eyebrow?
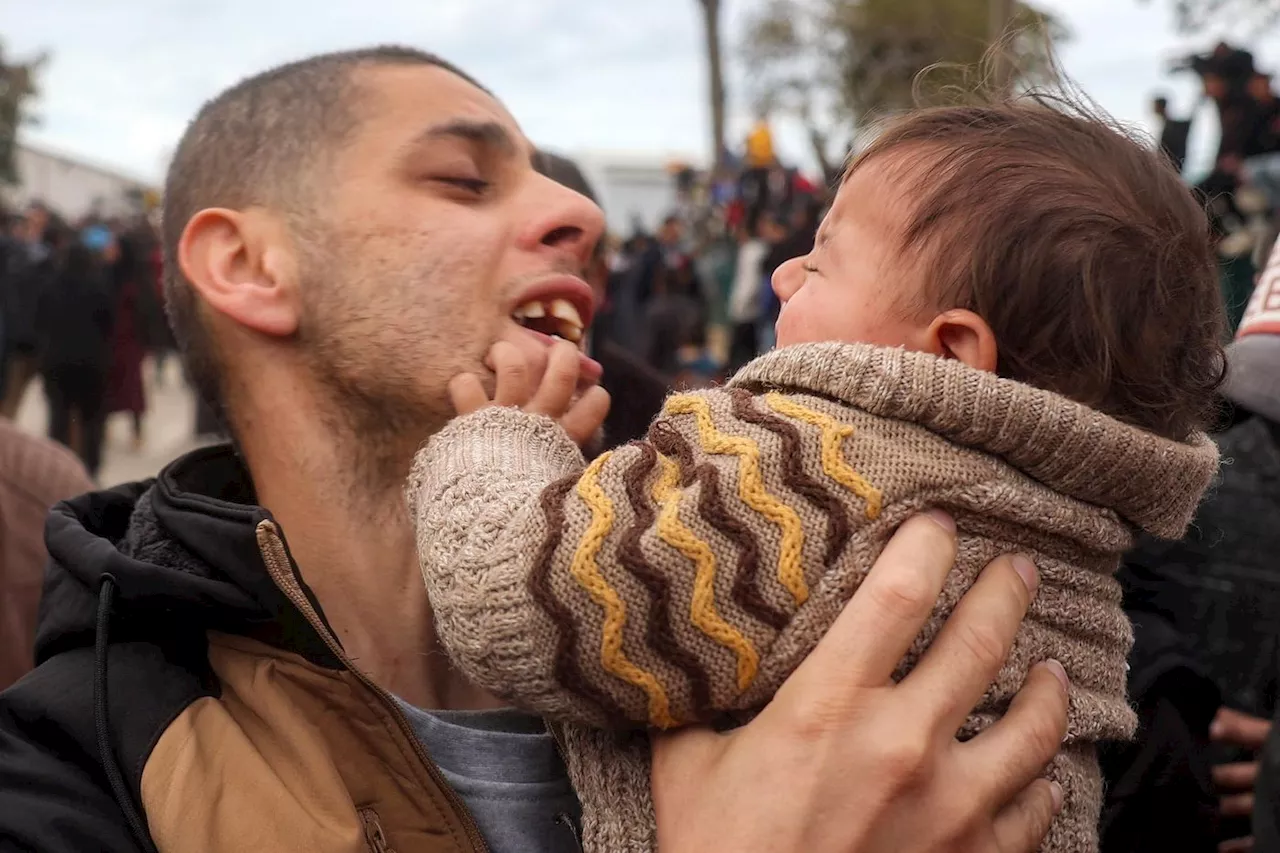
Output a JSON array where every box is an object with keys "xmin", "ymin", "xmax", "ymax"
[{"xmin": 413, "ymin": 119, "xmax": 525, "ymax": 161}]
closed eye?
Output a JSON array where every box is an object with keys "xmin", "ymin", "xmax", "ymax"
[{"xmin": 436, "ymin": 177, "xmax": 490, "ymax": 194}]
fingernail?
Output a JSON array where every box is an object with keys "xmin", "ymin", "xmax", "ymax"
[
  {"xmin": 1011, "ymin": 554, "xmax": 1038, "ymax": 596},
  {"xmin": 1049, "ymin": 781, "xmax": 1064, "ymax": 813},
  {"xmin": 1210, "ymin": 720, "xmax": 1225, "ymax": 740},
  {"xmin": 1043, "ymin": 659, "xmax": 1070, "ymax": 694},
  {"xmin": 923, "ymin": 508, "xmax": 955, "ymax": 533}
]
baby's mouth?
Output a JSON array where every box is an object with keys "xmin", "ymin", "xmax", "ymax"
[{"xmin": 511, "ymin": 298, "xmax": 584, "ymax": 344}]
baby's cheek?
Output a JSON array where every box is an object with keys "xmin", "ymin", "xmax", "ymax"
[{"xmin": 774, "ymin": 293, "xmax": 818, "ymax": 347}]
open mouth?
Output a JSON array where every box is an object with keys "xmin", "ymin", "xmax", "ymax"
[{"xmin": 511, "ymin": 298, "xmax": 584, "ymax": 344}]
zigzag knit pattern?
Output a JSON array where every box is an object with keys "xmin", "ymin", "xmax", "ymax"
[
  {"xmin": 525, "ymin": 388, "xmax": 881, "ymax": 724},
  {"xmin": 408, "ymin": 342, "xmax": 1223, "ymax": 853}
]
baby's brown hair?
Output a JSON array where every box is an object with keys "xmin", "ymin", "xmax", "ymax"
[{"xmin": 848, "ymin": 95, "xmax": 1226, "ymax": 441}]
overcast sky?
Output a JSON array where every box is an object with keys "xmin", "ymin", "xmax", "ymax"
[{"xmin": 5, "ymin": 0, "xmax": 1278, "ymax": 184}]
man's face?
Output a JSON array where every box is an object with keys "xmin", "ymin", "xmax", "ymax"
[{"xmin": 291, "ymin": 64, "xmax": 605, "ymax": 438}]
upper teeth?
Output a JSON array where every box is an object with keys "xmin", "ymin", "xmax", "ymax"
[
  {"xmin": 547, "ymin": 299, "xmax": 583, "ymax": 327},
  {"xmin": 512, "ymin": 301, "xmax": 546, "ymax": 319},
  {"xmin": 512, "ymin": 298, "xmax": 584, "ymax": 342}
]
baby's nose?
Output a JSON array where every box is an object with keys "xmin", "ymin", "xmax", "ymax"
[{"xmin": 772, "ymin": 256, "xmax": 805, "ymax": 302}]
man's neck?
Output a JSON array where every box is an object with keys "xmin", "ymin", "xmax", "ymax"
[{"xmin": 237, "ymin": 394, "xmax": 504, "ymax": 711}]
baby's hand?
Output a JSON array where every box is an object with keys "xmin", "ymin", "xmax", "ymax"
[{"xmin": 449, "ymin": 340, "xmax": 611, "ymax": 447}]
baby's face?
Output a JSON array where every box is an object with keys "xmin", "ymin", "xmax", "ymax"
[{"xmin": 772, "ymin": 159, "xmax": 931, "ymax": 350}]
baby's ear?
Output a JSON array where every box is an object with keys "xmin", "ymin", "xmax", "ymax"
[{"xmin": 925, "ymin": 309, "xmax": 999, "ymax": 373}]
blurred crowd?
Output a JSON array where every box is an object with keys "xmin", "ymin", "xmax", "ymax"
[
  {"xmin": 591, "ymin": 120, "xmax": 825, "ymax": 390},
  {"xmin": 4, "ymin": 41, "xmax": 1280, "ymax": 853},
  {"xmin": 1158, "ymin": 42, "xmax": 1280, "ymax": 332},
  {"xmin": 0, "ymin": 203, "xmax": 170, "ymax": 477}
]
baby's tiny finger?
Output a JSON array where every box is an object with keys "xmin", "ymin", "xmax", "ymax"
[
  {"xmin": 530, "ymin": 340, "xmax": 580, "ymax": 416},
  {"xmin": 449, "ymin": 373, "xmax": 491, "ymax": 415},
  {"xmin": 489, "ymin": 342, "xmax": 530, "ymax": 407},
  {"xmin": 561, "ymin": 386, "xmax": 611, "ymax": 445}
]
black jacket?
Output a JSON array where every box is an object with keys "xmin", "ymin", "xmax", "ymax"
[
  {"xmin": 0, "ymin": 447, "xmax": 484, "ymax": 852},
  {"xmin": 35, "ymin": 251, "xmax": 116, "ymax": 373},
  {"xmin": 1121, "ymin": 415, "xmax": 1280, "ymax": 717},
  {"xmin": 0, "ymin": 449, "xmax": 298, "ymax": 850},
  {"xmin": 2, "ymin": 243, "xmax": 55, "ymax": 354},
  {"xmin": 1099, "ymin": 604, "xmax": 1220, "ymax": 852}
]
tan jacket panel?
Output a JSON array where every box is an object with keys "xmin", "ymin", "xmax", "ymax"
[{"xmin": 140, "ymin": 633, "xmax": 482, "ymax": 853}]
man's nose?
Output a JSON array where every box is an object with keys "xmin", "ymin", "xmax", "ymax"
[
  {"xmin": 519, "ymin": 175, "xmax": 607, "ymax": 267},
  {"xmin": 773, "ymin": 256, "xmax": 805, "ymax": 302}
]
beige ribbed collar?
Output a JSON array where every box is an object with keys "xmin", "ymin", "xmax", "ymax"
[{"xmin": 730, "ymin": 342, "xmax": 1220, "ymax": 539}]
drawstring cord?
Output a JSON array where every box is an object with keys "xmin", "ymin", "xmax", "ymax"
[
  {"xmin": 553, "ymin": 812, "xmax": 584, "ymax": 851},
  {"xmin": 94, "ymin": 574, "xmax": 158, "ymax": 853}
]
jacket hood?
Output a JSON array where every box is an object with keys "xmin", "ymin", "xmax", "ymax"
[{"xmin": 36, "ymin": 444, "xmax": 332, "ymax": 665}]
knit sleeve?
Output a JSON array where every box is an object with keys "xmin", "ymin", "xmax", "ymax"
[{"xmin": 408, "ymin": 386, "xmax": 886, "ymax": 730}]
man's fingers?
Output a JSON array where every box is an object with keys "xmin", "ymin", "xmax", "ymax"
[
  {"xmin": 991, "ymin": 778, "xmax": 1062, "ymax": 853},
  {"xmin": 1220, "ymin": 837, "xmax": 1256, "ymax": 853},
  {"xmin": 560, "ymin": 386, "xmax": 611, "ymax": 445},
  {"xmin": 1213, "ymin": 761, "xmax": 1260, "ymax": 791},
  {"xmin": 904, "ymin": 553, "xmax": 1038, "ymax": 732},
  {"xmin": 448, "ymin": 373, "xmax": 490, "ymax": 415},
  {"xmin": 1221, "ymin": 792, "xmax": 1256, "ymax": 818},
  {"xmin": 529, "ymin": 340, "xmax": 580, "ymax": 416},
  {"xmin": 488, "ymin": 341, "xmax": 531, "ymax": 407},
  {"xmin": 784, "ymin": 511, "xmax": 957, "ymax": 692},
  {"xmin": 1212, "ymin": 707, "xmax": 1273, "ymax": 750},
  {"xmin": 958, "ymin": 661, "xmax": 1069, "ymax": 808}
]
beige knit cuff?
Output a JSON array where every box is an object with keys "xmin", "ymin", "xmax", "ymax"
[{"xmin": 409, "ymin": 406, "xmax": 586, "ymax": 504}]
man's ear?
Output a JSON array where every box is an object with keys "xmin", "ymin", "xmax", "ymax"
[
  {"xmin": 178, "ymin": 207, "xmax": 301, "ymax": 338},
  {"xmin": 924, "ymin": 309, "xmax": 999, "ymax": 373}
]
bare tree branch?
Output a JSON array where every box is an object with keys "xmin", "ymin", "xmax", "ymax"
[
  {"xmin": 741, "ymin": 0, "xmax": 1067, "ymax": 175},
  {"xmin": 1140, "ymin": 0, "xmax": 1280, "ymax": 34}
]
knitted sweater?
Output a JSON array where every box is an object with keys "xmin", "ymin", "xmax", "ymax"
[{"xmin": 408, "ymin": 342, "xmax": 1220, "ymax": 853}]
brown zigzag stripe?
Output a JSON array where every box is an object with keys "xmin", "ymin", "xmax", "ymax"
[
  {"xmin": 616, "ymin": 439, "xmax": 715, "ymax": 714},
  {"xmin": 649, "ymin": 422, "xmax": 790, "ymax": 632},
  {"xmin": 728, "ymin": 388, "xmax": 852, "ymax": 566},
  {"xmin": 530, "ymin": 476, "xmax": 633, "ymax": 721}
]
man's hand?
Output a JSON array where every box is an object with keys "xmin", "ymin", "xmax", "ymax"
[
  {"xmin": 449, "ymin": 340, "xmax": 610, "ymax": 446},
  {"xmin": 1211, "ymin": 707, "xmax": 1273, "ymax": 853},
  {"xmin": 651, "ymin": 511, "xmax": 1069, "ymax": 853}
]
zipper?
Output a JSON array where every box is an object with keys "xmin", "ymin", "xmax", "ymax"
[
  {"xmin": 359, "ymin": 807, "xmax": 397, "ymax": 853},
  {"xmin": 257, "ymin": 521, "xmax": 490, "ymax": 853}
]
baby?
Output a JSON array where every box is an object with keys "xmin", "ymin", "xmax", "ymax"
[{"xmin": 408, "ymin": 98, "xmax": 1224, "ymax": 853}]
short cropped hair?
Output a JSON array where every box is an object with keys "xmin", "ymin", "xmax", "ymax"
[
  {"xmin": 161, "ymin": 46, "xmax": 485, "ymax": 427},
  {"xmin": 848, "ymin": 96, "xmax": 1225, "ymax": 441}
]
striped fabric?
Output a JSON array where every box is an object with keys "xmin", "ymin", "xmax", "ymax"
[{"xmin": 408, "ymin": 342, "xmax": 1221, "ymax": 853}]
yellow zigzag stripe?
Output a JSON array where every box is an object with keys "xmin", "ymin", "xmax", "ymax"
[
  {"xmin": 664, "ymin": 394, "xmax": 808, "ymax": 606},
  {"xmin": 572, "ymin": 453, "xmax": 678, "ymax": 728},
  {"xmin": 764, "ymin": 392, "xmax": 884, "ymax": 520},
  {"xmin": 653, "ymin": 454, "xmax": 760, "ymax": 692}
]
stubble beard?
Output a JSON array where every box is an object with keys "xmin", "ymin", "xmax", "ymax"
[{"xmin": 294, "ymin": 250, "xmax": 469, "ymax": 503}]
